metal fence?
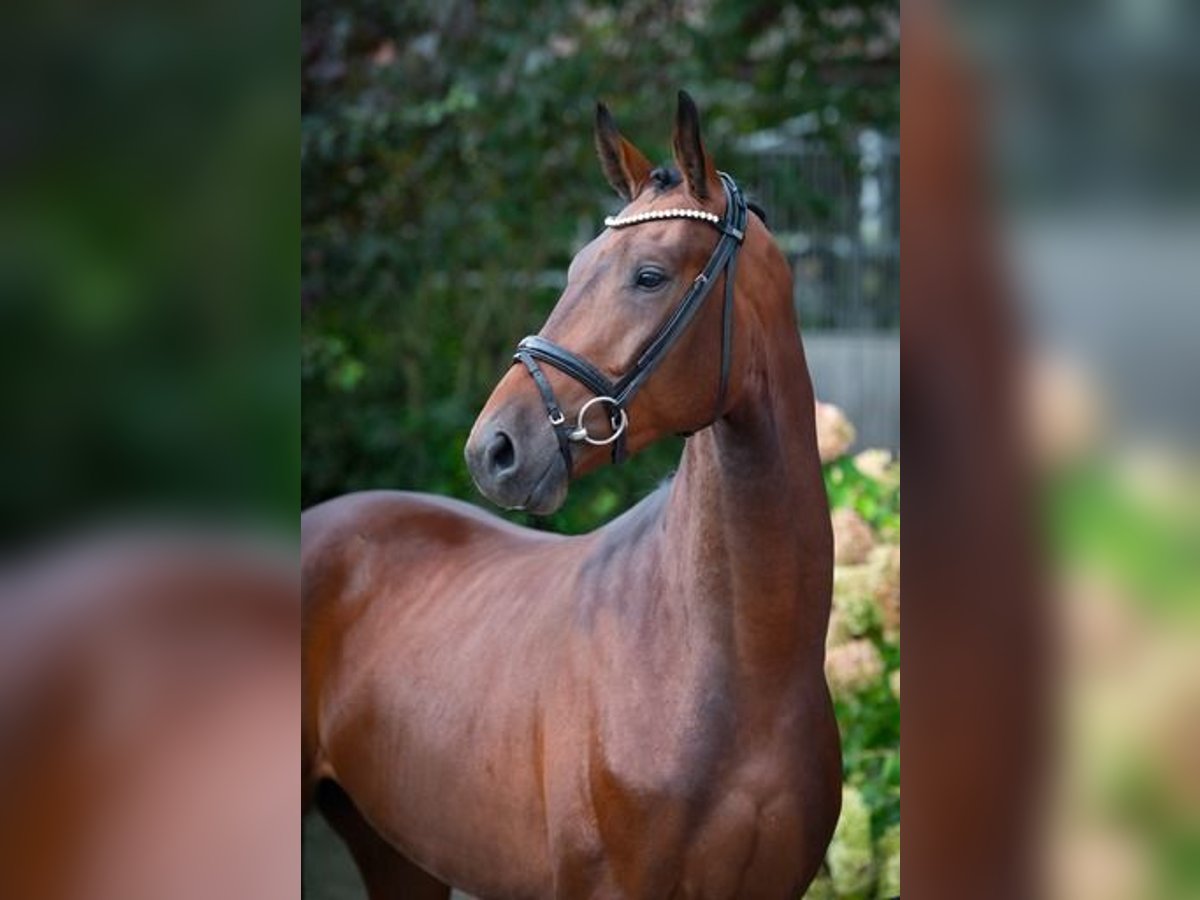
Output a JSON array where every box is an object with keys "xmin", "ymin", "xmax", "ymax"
[{"xmin": 737, "ymin": 130, "xmax": 900, "ymax": 451}]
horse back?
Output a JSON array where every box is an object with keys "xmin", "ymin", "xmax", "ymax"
[{"xmin": 300, "ymin": 490, "xmax": 564, "ymax": 784}]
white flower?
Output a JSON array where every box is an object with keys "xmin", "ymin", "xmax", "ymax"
[
  {"xmin": 825, "ymin": 639, "xmax": 885, "ymax": 699},
  {"xmin": 828, "ymin": 786, "xmax": 875, "ymax": 894},
  {"xmin": 815, "ymin": 401, "xmax": 856, "ymax": 462},
  {"xmin": 832, "ymin": 507, "xmax": 875, "ymax": 565},
  {"xmin": 876, "ymin": 824, "xmax": 901, "ymax": 898},
  {"xmin": 833, "ymin": 565, "xmax": 879, "ymax": 638},
  {"xmin": 868, "ymin": 544, "xmax": 901, "ymax": 644},
  {"xmin": 854, "ymin": 448, "xmax": 898, "ymax": 486}
]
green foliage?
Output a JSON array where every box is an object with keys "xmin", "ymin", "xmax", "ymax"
[
  {"xmin": 1048, "ymin": 461, "xmax": 1200, "ymax": 619},
  {"xmin": 301, "ymin": 0, "xmax": 898, "ymax": 530},
  {"xmin": 816, "ymin": 453, "xmax": 900, "ymax": 898},
  {"xmin": 835, "ymin": 674, "xmax": 901, "ymax": 830},
  {"xmin": 824, "ymin": 455, "xmax": 900, "ymax": 539}
]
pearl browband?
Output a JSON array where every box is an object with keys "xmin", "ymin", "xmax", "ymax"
[{"xmin": 603, "ymin": 207, "xmax": 722, "ymax": 229}]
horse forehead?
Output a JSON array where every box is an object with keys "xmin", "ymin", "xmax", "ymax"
[{"xmin": 567, "ymin": 217, "xmax": 709, "ymax": 281}]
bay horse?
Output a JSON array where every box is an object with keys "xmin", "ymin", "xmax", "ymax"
[{"xmin": 302, "ymin": 91, "xmax": 840, "ymax": 899}]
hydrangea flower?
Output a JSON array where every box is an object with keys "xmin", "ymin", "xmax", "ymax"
[
  {"xmin": 825, "ymin": 639, "xmax": 885, "ymax": 699},
  {"xmin": 876, "ymin": 824, "xmax": 900, "ymax": 898},
  {"xmin": 828, "ymin": 786, "xmax": 875, "ymax": 895},
  {"xmin": 832, "ymin": 507, "xmax": 876, "ymax": 565},
  {"xmin": 815, "ymin": 400, "xmax": 856, "ymax": 462},
  {"xmin": 833, "ymin": 566, "xmax": 879, "ymax": 638}
]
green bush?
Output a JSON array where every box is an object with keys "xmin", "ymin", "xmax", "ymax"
[{"xmin": 810, "ymin": 447, "xmax": 900, "ymax": 898}]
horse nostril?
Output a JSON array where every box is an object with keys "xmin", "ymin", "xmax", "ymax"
[{"xmin": 485, "ymin": 430, "xmax": 517, "ymax": 477}]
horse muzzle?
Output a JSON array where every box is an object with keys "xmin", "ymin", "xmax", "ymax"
[{"xmin": 464, "ymin": 410, "xmax": 569, "ymax": 516}]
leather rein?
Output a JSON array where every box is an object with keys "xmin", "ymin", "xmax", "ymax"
[{"xmin": 513, "ymin": 172, "xmax": 748, "ymax": 476}]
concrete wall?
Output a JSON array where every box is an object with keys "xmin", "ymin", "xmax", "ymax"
[{"xmin": 803, "ymin": 331, "xmax": 900, "ymax": 454}]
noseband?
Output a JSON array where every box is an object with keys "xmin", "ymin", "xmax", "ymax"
[{"xmin": 513, "ymin": 172, "xmax": 748, "ymax": 476}]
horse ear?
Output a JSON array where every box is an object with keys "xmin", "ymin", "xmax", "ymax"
[
  {"xmin": 671, "ymin": 90, "xmax": 718, "ymax": 201},
  {"xmin": 594, "ymin": 102, "xmax": 652, "ymax": 202}
]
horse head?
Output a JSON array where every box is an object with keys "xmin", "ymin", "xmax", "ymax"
[{"xmin": 466, "ymin": 91, "xmax": 786, "ymax": 515}]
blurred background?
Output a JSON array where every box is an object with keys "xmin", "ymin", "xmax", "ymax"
[
  {"xmin": 7, "ymin": 0, "xmax": 1194, "ymax": 895},
  {"xmin": 902, "ymin": 2, "xmax": 1200, "ymax": 899},
  {"xmin": 968, "ymin": 0, "xmax": 1200, "ymax": 892},
  {"xmin": 301, "ymin": 1, "xmax": 899, "ymax": 898},
  {"xmin": 0, "ymin": 0, "xmax": 297, "ymax": 897},
  {"xmin": 0, "ymin": 0, "xmax": 297, "ymax": 544}
]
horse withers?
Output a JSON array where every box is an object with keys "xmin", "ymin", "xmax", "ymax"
[{"xmin": 302, "ymin": 91, "xmax": 840, "ymax": 899}]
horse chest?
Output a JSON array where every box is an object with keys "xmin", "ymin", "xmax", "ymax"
[
  {"xmin": 542, "ymin": 652, "xmax": 822, "ymax": 899},
  {"xmin": 550, "ymin": 747, "xmax": 814, "ymax": 900}
]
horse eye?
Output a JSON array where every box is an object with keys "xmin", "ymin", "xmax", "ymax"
[{"xmin": 635, "ymin": 269, "xmax": 667, "ymax": 290}]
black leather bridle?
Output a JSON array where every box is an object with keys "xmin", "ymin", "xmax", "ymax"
[{"xmin": 513, "ymin": 171, "xmax": 748, "ymax": 476}]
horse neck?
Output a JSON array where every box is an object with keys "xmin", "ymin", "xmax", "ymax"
[{"xmin": 659, "ymin": 300, "xmax": 832, "ymax": 685}]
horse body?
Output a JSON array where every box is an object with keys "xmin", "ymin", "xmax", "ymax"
[
  {"xmin": 303, "ymin": 92, "xmax": 840, "ymax": 898},
  {"xmin": 303, "ymin": 325, "xmax": 837, "ymax": 899}
]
